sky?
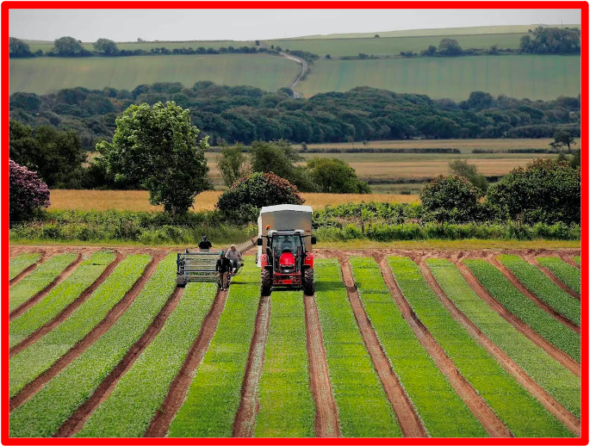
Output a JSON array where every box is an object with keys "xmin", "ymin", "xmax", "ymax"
[{"xmin": 10, "ymin": 8, "xmax": 581, "ymax": 42}]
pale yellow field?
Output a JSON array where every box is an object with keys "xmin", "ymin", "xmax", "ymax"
[{"xmin": 49, "ymin": 190, "xmax": 419, "ymax": 213}]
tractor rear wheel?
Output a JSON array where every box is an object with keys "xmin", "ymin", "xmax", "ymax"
[
  {"xmin": 261, "ymin": 269, "xmax": 272, "ymax": 296},
  {"xmin": 303, "ymin": 268, "xmax": 315, "ymax": 295}
]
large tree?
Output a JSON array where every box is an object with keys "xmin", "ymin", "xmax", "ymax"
[
  {"xmin": 306, "ymin": 157, "xmax": 370, "ymax": 193},
  {"xmin": 93, "ymin": 38, "xmax": 119, "ymax": 55},
  {"xmin": 9, "ymin": 37, "xmax": 32, "ymax": 57},
  {"xmin": 438, "ymin": 38, "xmax": 463, "ymax": 56},
  {"xmin": 53, "ymin": 36, "xmax": 89, "ymax": 56},
  {"xmin": 217, "ymin": 143, "xmax": 249, "ymax": 187},
  {"xmin": 98, "ymin": 102, "xmax": 210, "ymax": 216}
]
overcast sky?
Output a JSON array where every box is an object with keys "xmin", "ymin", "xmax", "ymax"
[{"xmin": 10, "ymin": 8, "xmax": 581, "ymax": 42}]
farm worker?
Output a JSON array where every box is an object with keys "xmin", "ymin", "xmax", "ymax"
[
  {"xmin": 199, "ymin": 235, "xmax": 212, "ymax": 252},
  {"xmin": 216, "ymin": 251, "xmax": 231, "ymax": 290},
  {"xmin": 226, "ymin": 244, "xmax": 242, "ymax": 274}
]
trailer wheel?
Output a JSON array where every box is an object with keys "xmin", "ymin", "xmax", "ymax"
[
  {"xmin": 261, "ymin": 269, "xmax": 272, "ymax": 296},
  {"xmin": 303, "ymin": 269, "xmax": 315, "ymax": 295}
]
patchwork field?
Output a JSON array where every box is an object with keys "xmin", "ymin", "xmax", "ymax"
[{"xmin": 8, "ymin": 246, "xmax": 582, "ymax": 438}]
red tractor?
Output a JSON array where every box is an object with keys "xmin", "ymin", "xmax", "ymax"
[{"xmin": 257, "ymin": 229, "xmax": 316, "ymax": 295}]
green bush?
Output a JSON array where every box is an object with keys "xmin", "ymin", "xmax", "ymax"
[{"xmin": 420, "ymin": 175, "xmax": 483, "ymax": 223}]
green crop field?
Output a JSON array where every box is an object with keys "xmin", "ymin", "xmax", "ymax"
[
  {"xmin": 298, "ymin": 55, "xmax": 581, "ymax": 100},
  {"xmin": 9, "ymin": 54, "xmax": 299, "ymax": 95}
]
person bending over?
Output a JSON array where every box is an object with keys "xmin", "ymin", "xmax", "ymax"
[{"xmin": 226, "ymin": 244, "xmax": 242, "ymax": 274}]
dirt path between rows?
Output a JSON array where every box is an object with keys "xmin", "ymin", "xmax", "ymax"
[
  {"xmin": 561, "ymin": 255, "xmax": 581, "ymax": 269},
  {"xmin": 233, "ymin": 294, "xmax": 271, "ymax": 437},
  {"xmin": 340, "ymin": 258, "xmax": 427, "ymax": 438},
  {"xmin": 303, "ymin": 294, "xmax": 341, "ymax": 438},
  {"xmin": 55, "ymin": 286, "xmax": 186, "ymax": 437},
  {"xmin": 526, "ymin": 256, "xmax": 580, "ymax": 300},
  {"xmin": 418, "ymin": 260, "xmax": 580, "ymax": 436},
  {"xmin": 10, "ymin": 254, "xmax": 163, "ymax": 410},
  {"xmin": 10, "ymin": 253, "xmax": 83, "ymax": 321},
  {"xmin": 145, "ymin": 288, "xmax": 229, "ymax": 437},
  {"xmin": 9, "ymin": 251, "xmax": 46, "ymax": 286},
  {"xmin": 456, "ymin": 261, "xmax": 581, "ymax": 377},
  {"xmin": 487, "ymin": 256, "xmax": 580, "ymax": 334},
  {"xmin": 376, "ymin": 256, "xmax": 512, "ymax": 438}
]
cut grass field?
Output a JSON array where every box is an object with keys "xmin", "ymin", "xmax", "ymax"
[
  {"xmin": 298, "ymin": 55, "xmax": 581, "ymax": 100},
  {"xmin": 537, "ymin": 257, "xmax": 581, "ymax": 294},
  {"xmin": 9, "ymin": 253, "xmax": 41, "ymax": 280},
  {"xmin": 389, "ymin": 256, "xmax": 572, "ymax": 437},
  {"xmin": 9, "ymin": 54, "xmax": 299, "ymax": 95}
]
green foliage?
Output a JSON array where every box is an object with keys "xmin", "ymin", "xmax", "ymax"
[
  {"xmin": 315, "ymin": 260, "xmax": 401, "ymax": 437},
  {"xmin": 9, "ymin": 251, "xmax": 116, "ymax": 348},
  {"xmin": 437, "ymin": 38, "xmax": 463, "ymax": 56},
  {"xmin": 168, "ymin": 260, "xmax": 260, "ymax": 437},
  {"xmin": 93, "ymin": 38, "xmax": 119, "ymax": 55},
  {"xmin": 448, "ymin": 159, "xmax": 489, "ymax": 193},
  {"xmin": 51, "ymin": 36, "xmax": 92, "ymax": 57},
  {"xmin": 499, "ymin": 255, "xmax": 580, "ymax": 325},
  {"xmin": 10, "ymin": 255, "xmax": 151, "ymax": 398},
  {"xmin": 389, "ymin": 256, "xmax": 572, "ymax": 437},
  {"xmin": 537, "ymin": 257, "xmax": 580, "ymax": 294},
  {"xmin": 520, "ymin": 27, "xmax": 580, "ymax": 54},
  {"xmin": 9, "ymin": 160, "xmax": 50, "ymax": 223},
  {"xmin": 217, "ymin": 142, "xmax": 249, "ymax": 187},
  {"xmin": 9, "ymin": 254, "xmax": 177, "ymax": 437},
  {"xmin": 9, "ymin": 253, "xmax": 77, "ymax": 312},
  {"xmin": 574, "ymin": 256, "xmax": 581, "ymax": 265},
  {"xmin": 427, "ymin": 258, "xmax": 580, "ymax": 419},
  {"xmin": 350, "ymin": 257, "xmax": 487, "ymax": 437},
  {"xmin": 77, "ymin": 281, "xmax": 217, "ymax": 437},
  {"xmin": 9, "ymin": 253, "xmax": 41, "ymax": 280},
  {"xmin": 551, "ymin": 129, "xmax": 576, "ymax": 152},
  {"xmin": 98, "ymin": 101, "xmax": 210, "ymax": 215},
  {"xmin": 307, "ymin": 157, "xmax": 371, "ymax": 193},
  {"xmin": 420, "ymin": 175, "xmax": 483, "ymax": 223},
  {"xmin": 464, "ymin": 259, "xmax": 580, "ymax": 362},
  {"xmin": 9, "ymin": 37, "xmax": 33, "ymax": 57}
]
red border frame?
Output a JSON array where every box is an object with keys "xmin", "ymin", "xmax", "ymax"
[{"xmin": 2, "ymin": 2, "xmax": 588, "ymax": 444}]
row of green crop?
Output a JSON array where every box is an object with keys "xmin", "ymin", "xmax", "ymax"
[
  {"xmin": 574, "ymin": 256, "xmax": 581, "ymax": 265},
  {"xmin": 9, "ymin": 254, "xmax": 177, "ymax": 437},
  {"xmin": 538, "ymin": 257, "xmax": 581, "ymax": 294},
  {"xmin": 168, "ymin": 259, "xmax": 260, "ymax": 437},
  {"xmin": 389, "ymin": 256, "xmax": 571, "ymax": 437},
  {"xmin": 10, "ymin": 255, "xmax": 151, "ymax": 398},
  {"xmin": 426, "ymin": 258, "xmax": 580, "ymax": 419},
  {"xmin": 9, "ymin": 253, "xmax": 41, "ymax": 280},
  {"xmin": 464, "ymin": 259, "xmax": 580, "ymax": 362},
  {"xmin": 77, "ymin": 281, "xmax": 218, "ymax": 437},
  {"xmin": 9, "ymin": 251, "xmax": 116, "ymax": 348},
  {"xmin": 350, "ymin": 257, "xmax": 487, "ymax": 437},
  {"xmin": 254, "ymin": 289, "xmax": 315, "ymax": 438},
  {"xmin": 499, "ymin": 255, "xmax": 580, "ymax": 326},
  {"xmin": 9, "ymin": 253, "xmax": 77, "ymax": 312},
  {"xmin": 314, "ymin": 259, "xmax": 401, "ymax": 437}
]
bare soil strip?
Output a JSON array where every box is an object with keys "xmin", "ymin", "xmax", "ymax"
[
  {"xmin": 10, "ymin": 252, "xmax": 124, "ymax": 357},
  {"xmin": 526, "ymin": 256, "xmax": 580, "ymax": 300},
  {"xmin": 10, "ymin": 255, "xmax": 163, "ymax": 411},
  {"xmin": 145, "ymin": 288, "xmax": 229, "ymax": 437},
  {"xmin": 55, "ymin": 286, "xmax": 185, "ymax": 437},
  {"xmin": 419, "ymin": 261, "xmax": 581, "ymax": 435},
  {"xmin": 488, "ymin": 257, "xmax": 580, "ymax": 333},
  {"xmin": 340, "ymin": 259, "xmax": 427, "ymax": 438},
  {"xmin": 561, "ymin": 255, "xmax": 581, "ymax": 269},
  {"xmin": 376, "ymin": 256, "xmax": 512, "ymax": 438},
  {"xmin": 456, "ymin": 261, "xmax": 581, "ymax": 377},
  {"xmin": 9, "ymin": 251, "xmax": 46, "ymax": 286},
  {"xmin": 232, "ymin": 294, "xmax": 271, "ymax": 438},
  {"xmin": 9, "ymin": 253, "xmax": 83, "ymax": 321},
  {"xmin": 303, "ymin": 294, "xmax": 341, "ymax": 438}
]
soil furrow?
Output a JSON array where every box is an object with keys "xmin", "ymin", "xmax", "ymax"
[
  {"xmin": 561, "ymin": 255, "xmax": 581, "ymax": 269},
  {"xmin": 10, "ymin": 253, "xmax": 83, "ymax": 321},
  {"xmin": 55, "ymin": 286, "xmax": 185, "ymax": 437},
  {"xmin": 377, "ymin": 257, "xmax": 512, "ymax": 438},
  {"xmin": 455, "ymin": 261, "xmax": 581, "ymax": 377},
  {"xmin": 10, "ymin": 252, "xmax": 124, "ymax": 356},
  {"xmin": 145, "ymin": 288, "xmax": 229, "ymax": 437},
  {"xmin": 487, "ymin": 257, "xmax": 579, "ymax": 334},
  {"xmin": 9, "ymin": 254, "xmax": 163, "ymax": 411},
  {"xmin": 232, "ymin": 294, "xmax": 271, "ymax": 438},
  {"xmin": 419, "ymin": 260, "xmax": 581, "ymax": 436},
  {"xmin": 526, "ymin": 256, "xmax": 580, "ymax": 300},
  {"xmin": 303, "ymin": 293, "xmax": 341, "ymax": 438},
  {"xmin": 340, "ymin": 259, "xmax": 427, "ymax": 438},
  {"xmin": 9, "ymin": 251, "xmax": 46, "ymax": 286}
]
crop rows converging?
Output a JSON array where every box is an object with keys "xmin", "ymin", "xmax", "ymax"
[
  {"xmin": 314, "ymin": 259, "xmax": 401, "ymax": 437},
  {"xmin": 350, "ymin": 257, "xmax": 487, "ymax": 437},
  {"xmin": 388, "ymin": 256, "xmax": 571, "ymax": 437},
  {"xmin": 10, "ymin": 254, "xmax": 177, "ymax": 438},
  {"xmin": 498, "ymin": 255, "xmax": 580, "ymax": 326},
  {"xmin": 426, "ymin": 258, "xmax": 580, "ymax": 419},
  {"xmin": 9, "ymin": 251, "xmax": 116, "ymax": 348},
  {"xmin": 9, "ymin": 253, "xmax": 42, "ymax": 280},
  {"xmin": 537, "ymin": 257, "xmax": 581, "ymax": 294},
  {"xmin": 464, "ymin": 259, "xmax": 581, "ymax": 362},
  {"xmin": 9, "ymin": 253, "xmax": 78, "ymax": 312}
]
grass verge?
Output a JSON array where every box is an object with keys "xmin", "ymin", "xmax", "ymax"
[
  {"xmin": 9, "ymin": 253, "xmax": 41, "ymax": 280},
  {"xmin": 537, "ymin": 257, "xmax": 581, "ymax": 294}
]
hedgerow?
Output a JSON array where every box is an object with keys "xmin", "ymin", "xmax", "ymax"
[
  {"xmin": 389, "ymin": 256, "xmax": 571, "ymax": 437},
  {"xmin": 9, "ymin": 253, "xmax": 41, "ymax": 280},
  {"xmin": 537, "ymin": 257, "xmax": 581, "ymax": 294}
]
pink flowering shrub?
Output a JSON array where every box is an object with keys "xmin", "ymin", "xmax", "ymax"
[{"xmin": 10, "ymin": 159, "xmax": 50, "ymax": 222}]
